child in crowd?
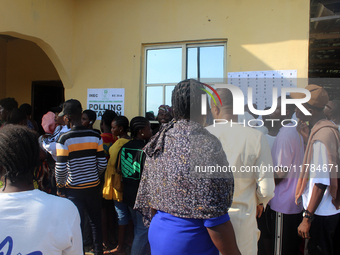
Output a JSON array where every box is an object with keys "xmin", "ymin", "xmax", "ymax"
[
  {"xmin": 118, "ymin": 116, "xmax": 152, "ymax": 255},
  {"xmin": 82, "ymin": 109, "xmax": 101, "ymax": 134},
  {"xmin": 100, "ymin": 110, "xmax": 118, "ymax": 157},
  {"xmin": 100, "ymin": 110, "xmax": 118, "ymax": 250},
  {"xmin": 103, "ymin": 116, "xmax": 132, "ymax": 254}
]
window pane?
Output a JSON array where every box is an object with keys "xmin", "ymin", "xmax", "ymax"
[
  {"xmin": 165, "ymin": 85, "xmax": 175, "ymax": 106},
  {"xmin": 187, "ymin": 48, "xmax": 198, "ymax": 79},
  {"xmin": 187, "ymin": 46, "xmax": 224, "ymax": 83},
  {"xmin": 146, "ymin": 86, "xmax": 163, "ymax": 115},
  {"xmin": 200, "ymin": 46, "xmax": 224, "ymax": 81},
  {"xmin": 146, "ymin": 48, "xmax": 182, "ymax": 84}
]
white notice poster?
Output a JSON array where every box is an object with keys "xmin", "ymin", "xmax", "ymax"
[
  {"xmin": 228, "ymin": 70, "xmax": 297, "ymax": 110},
  {"xmin": 87, "ymin": 88, "xmax": 125, "ymax": 120}
]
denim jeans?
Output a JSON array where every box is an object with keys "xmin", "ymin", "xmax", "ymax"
[
  {"xmin": 128, "ymin": 206, "xmax": 149, "ymax": 255},
  {"xmin": 66, "ymin": 185, "xmax": 103, "ymax": 255},
  {"xmin": 114, "ymin": 200, "xmax": 131, "ymax": 225}
]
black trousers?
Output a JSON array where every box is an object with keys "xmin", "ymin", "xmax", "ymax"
[
  {"xmin": 307, "ymin": 213, "xmax": 340, "ymax": 255},
  {"xmin": 66, "ymin": 185, "xmax": 103, "ymax": 255},
  {"xmin": 258, "ymin": 205, "xmax": 303, "ymax": 255}
]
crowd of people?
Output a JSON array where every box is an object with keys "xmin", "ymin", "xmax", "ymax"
[{"xmin": 0, "ymin": 79, "xmax": 340, "ymax": 255}]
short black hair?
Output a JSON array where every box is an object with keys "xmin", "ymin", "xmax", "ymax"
[
  {"xmin": 114, "ymin": 116, "xmax": 129, "ymax": 132},
  {"xmin": 83, "ymin": 109, "xmax": 97, "ymax": 122},
  {"xmin": 19, "ymin": 103, "xmax": 32, "ymax": 116},
  {"xmin": 0, "ymin": 125, "xmax": 40, "ymax": 189},
  {"xmin": 7, "ymin": 108, "xmax": 27, "ymax": 125},
  {"xmin": 130, "ymin": 116, "xmax": 149, "ymax": 138},
  {"xmin": 216, "ymin": 88, "xmax": 233, "ymax": 110},
  {"xmin": 102, "ymin": 110, "xmax": 117, "ymax": 128},
  {"xmin": 0, "ymin": 97, "xmax": 18, "ymax": 111},
  {"xmin": 171, "ymin": 79, "xmax": 205, "ymax": 120}
]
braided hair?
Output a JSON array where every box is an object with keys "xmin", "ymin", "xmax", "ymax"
[
  {"xmin": 102, "ymin": 110, "xmax": 117, "ymax": 128},
  {"xmin": 171, "ymin": 79, "xmax": 205, "ymax": 120},
  {"xmin": 114, "ymin": 116, "xmax": 129, "ymax": 132},
  {"xmin": 0, "ymin": 125, "xmax": 40, "ymax": 190},
  {"xmin": 130, "ymin": 116, "xmax": 149, "ymax": 138}
]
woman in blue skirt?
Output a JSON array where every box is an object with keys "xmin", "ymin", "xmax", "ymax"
[{"xmin": 134, "ymin": 79, "xmax": 241, "ymax": 255}]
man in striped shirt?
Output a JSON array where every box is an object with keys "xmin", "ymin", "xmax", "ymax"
[{"xmin": 55, "ymin": 99, "xmax": 107, "ymax": 255}]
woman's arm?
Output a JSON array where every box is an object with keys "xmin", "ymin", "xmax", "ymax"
[{"xmin": 207, "ymin": 220, "xmax": 241, "ymax": 255}]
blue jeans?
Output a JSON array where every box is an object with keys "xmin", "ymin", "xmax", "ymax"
[
  {"xmin": 128, "ymin": 206, "xmax": 149, "ymax": 255},
  {"xmin": 66, "ymin": 185, "xmax": 103, "ymax": 255},
  {"xmin": 114, "ymin": 200, "xmax": 131, "ymax": 225}
]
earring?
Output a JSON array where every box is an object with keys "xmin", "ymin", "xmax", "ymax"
[{"xmin": 142, "ymin": 133, "xmax": 144, "ymax": 136}]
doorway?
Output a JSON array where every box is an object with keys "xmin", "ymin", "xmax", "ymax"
[{"xmin": 32, "ymin": 80, "xmax": 64, "ymax": 134}]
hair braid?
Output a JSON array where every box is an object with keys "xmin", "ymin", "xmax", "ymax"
[
  {"xmin": 171, "ymin": 79, "xmax": 205, "ymax": 120},
  {"xmin": 0, "ymin": 125, "xmax": 40, "ymax": 188},
  {"xmin": 130, "ymin": 116, "xmax": 148, "ymax": 138}
]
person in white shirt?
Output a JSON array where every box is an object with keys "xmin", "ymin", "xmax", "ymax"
[
  {"xmin": 206, "ymin": 88, "xmax": 275, "ymax": 255},
  {"xmin": 293, "ymin": 85, "xmax": 340, "ymax": 255},
  {"xmin": 0, "ymin": 125, "xmax": 83, "ymax": 255}
]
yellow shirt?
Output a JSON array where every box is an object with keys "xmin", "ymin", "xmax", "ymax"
[{"xmin": 102, "ymin": 138, "xmax": 131, "ymax": 201}]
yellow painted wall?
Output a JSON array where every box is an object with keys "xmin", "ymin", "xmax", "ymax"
[
  {"xmin": 70, "ymin": 0, "xmax": 309, "ymax": 119},
  {"xmin": 0, "ymin": 0, "xmax": 310, "ymax": 120},
  {"xmin": 5, "ymin": 39, "xmax": 60, "ymax": 106},
  {"xmin": 0, "ymin": 0, "xmax": 74, "ymax": 88},
  {"xmin": 0, "ymin": 39, "xmax": 6, "ymax": 99}
]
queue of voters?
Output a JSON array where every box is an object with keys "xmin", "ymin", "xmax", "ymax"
[{"xmin": 1, "ymin": 80, "xmax": 340, "ymax": 255}]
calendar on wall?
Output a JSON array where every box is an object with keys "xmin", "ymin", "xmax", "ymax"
[{"xmin": 227, "ymin": 70, "xmax": 297, "ymax": 110}]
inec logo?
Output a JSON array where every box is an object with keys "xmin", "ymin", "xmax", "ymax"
[{"xmin": 103, "ymin": 89, "xmax": 108, "ymax": 98}]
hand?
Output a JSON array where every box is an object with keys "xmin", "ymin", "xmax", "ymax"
[
  {"xmin": 256, "ymin": 204, "xmax": 264, "ymax": 218},
  {"xmin": 296, "ymin": 120, "xmax": 309, "ymax": 144},
  {"xmin": 297, "ymin": 218, "xmax": 311, "ymax": 239}
]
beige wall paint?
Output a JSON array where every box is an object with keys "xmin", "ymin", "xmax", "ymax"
[
  {"xmin": 6, "ymin": 39, "xmax": 60, "ymax": 106},
  {"xmin": 0, "ymin": 0, "xmax": 75, "ymax": 88},
  {"xmin": 70, "ymin": 0, "xmax": 309, "ymax": 120},
  {"xmin": 0, "ymin": 39, "xmax": 6, "ymax": 99},
  {"xmin": 0, "ymin": 0, "xmax": 310, "ymax": 120}
]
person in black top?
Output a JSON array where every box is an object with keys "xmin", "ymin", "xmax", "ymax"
[{"xmin": 118, "ymin": 116, "xmax": 152, "ymax": 255}]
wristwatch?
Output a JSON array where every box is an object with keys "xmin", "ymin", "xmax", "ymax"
[{"xmin": 303, "ymin": 210, "xmax": 314, "ymax": 222}]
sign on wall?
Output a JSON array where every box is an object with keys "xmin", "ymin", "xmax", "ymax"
[
  {"xmin": 87, "ymin": 88, "xmax": 125, "ymax": 120},
  {"xmin": 228, "ymin": 70, "xmax": 297, "ymax": 110}
]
